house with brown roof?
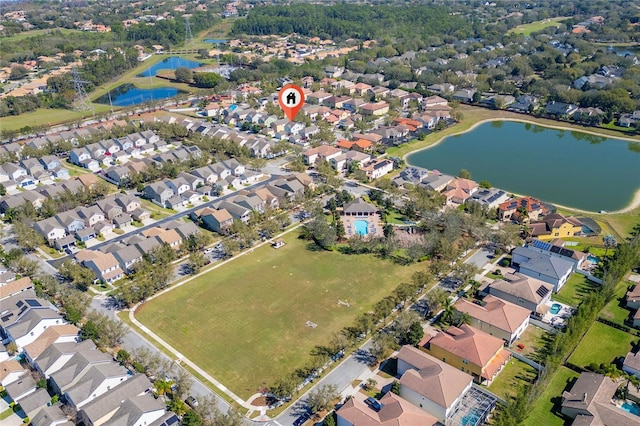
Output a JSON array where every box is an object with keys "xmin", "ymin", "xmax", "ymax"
[
  {"xmin": 423, "ymin": 324, "xmax": 510, "ymax": 385},
  {"xmin": 396, "ymin": 345, "xmax": 473, "ymax": 423},
  {"xmin": 0, "ymin": 276, "xmax": 34, "ymax": 301},
  {"xmin": 485, "ymin": 272, "xmax": 554, "ymax": 315},
  {"xmin": 336, "ymin": 391, "xmax": 438, "ymax": 426},
  {"xmin": 498, "ymin": 196, "xmax": 548, "ymax": 222},
  {"xmin": 302, "ymin": 145, "xmax": 343, "ymax": 165},
  {"xmin": 528, "ymin": 213, "xmax": 584, "ymax": 241},
  {"xmin": 141, "ymin": 228, "xmax": 182, "ymax": 250},
  {"xmin": 0, "ymin": 359, "xmax": 25, "ymax": 386},
  {"xmin": 627, "ymin": 286, "xmax": 640, "ymax": 311},
  {"xmin": 23, "ymin": 324, "xmax": 79, "ymax": 364},
  {"xmin": 197, "ymin": 207, "xmax": 234, "ymax": 234},
  {"xmin": 74, "ymin": 173, "xmax": 100, "ymax": 190},
  {"xmin": 561, "ymin": 372, "xmax": 640, "ymax": 425},
  {"xmin": 361, "ymin": 102, "xmax": 389, "ymax": 117},
  {"xmin": 75, "ymin": 250, "xmax": 124, "ymax": 284},
  {"xmin": 454, "ymin": 295, "xmax": 530, "ymax": 345}
]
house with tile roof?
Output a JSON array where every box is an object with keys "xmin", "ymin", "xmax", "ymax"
[
  {"xmin": 453, "ymin": 295, "xmax": 530, "ymax": 345},
  {"xmin": 498, "ymin": 196, "xmax": 548, "ymax": 222},
  {"xmin": 396, "ymin": 345, "xmax": 473, "ymax": 423},
  {"xmin": 512, "ymin": 246, "xmax": 575, "ymax": 292},
  {"xmin": 528, "ymin": 213, "xmax": 584, "ymax": 241},
  {"xmin": 485, "ymin": 272, "xmax": 554, "ymax": 315},
  {"xmin": 302, "ymin": 145, "xmax": 343, "ymax": 165},
  {"xmin": 336, "ymin": 391, "xmax": 438, "ymax": 426},
  {"xmin": 423, "ymin": 324, "xmax": 510, "ymax": 385},
  {"xmin": 560, "ymin": 372, "xmax": 639, "ymax": 425}
]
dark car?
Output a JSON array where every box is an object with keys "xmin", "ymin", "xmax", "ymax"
[
  {"xmin": 365, "ymin": 397, "xmax": 382, "ymax": 411},
  {"xmin": 293, "ymin": 413, "xmax": 310, "ymax": 426}
]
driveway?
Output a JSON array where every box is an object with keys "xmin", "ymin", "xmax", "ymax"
[{"xmin": 465, "ymin": 247, "xmax": 495, "ymax": 269}]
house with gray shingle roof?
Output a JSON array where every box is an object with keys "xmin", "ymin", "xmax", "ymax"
[
  {"xmin": 5, "ymin": 308, "xmax": 65, "ymax": 349},
  {"xmin": 65, "ymin": 363, "xmax": 130, "ymax": 409},
  {"xmin": 101, "ymin": 394, "xmax": 166, "ymax": 426},
  {"xmin": 78, "ymin": 374, "xmax": 154, "ymax": 426},
  {"xmin": 17, "ymin": 387, "xmax": 50, "ymax": 419},
  {"xmin": 512, "ymin": 246, "xmax": 574, "ymax": 292},
  {"xmin": 34, "ymin": 340, "xmax": 96, "ymax": 378},
  {"xmin": 31, "ymin": 405, "xmax": 71, "ymax": 426}
]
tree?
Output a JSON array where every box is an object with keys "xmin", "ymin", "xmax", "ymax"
[
  {"xmin": 193, "ymin": 72, "xmax": 223, "ymax": 88},
  {"xmin": 116, "ymin": 349, "xmax": 131, "ymax": 365},
  {"xmin": 182, "ymin": 410, "xmax": 203, "ymax": 426},
  {"xmin": 188, "ymin": 251, "xmax": 207, "ymax": 274},
  {"xmin": 172, "ymin": 367, "xmax": 194, "ymax": 399},
  {"xmin": 154, "ymin": 378, "xmax": 174, "ymax": 401},
  {"xmin": 403, "ymin": 321, "xmax": 425, "ymax": 346},
  {"xmin": 175, "ymin": 67, "xmax": 193, "ymax": 83},
  {"xmin": 390, "ymin": 380, "xmax": 401, "ymax": 395},
  {"xmin": 452, "ymin": 263, "xmax": 480, "ymax": 286},
  {"xmin": 371, "ymin": 332, "xmax": 397, "ymax": 361},
  {"xmin": 13, "ymin": 221, "xmax": 45, "ymax": 252},
  {"xmin": 479, "ymin": 180, "xmax": 491, "ymax": 189},
  {"xmin": 603, "ymin": 234, "xmax": 618, "ymax": 257},
  {"xmin": 307, "ymin": 384, "xmax": 339, "ymax": 414},
  {"xmin": 80, "ymin": 320, "xmax": 100, "ymax": 342},
  {"xmin": 9, "ymin": 66, "xmax": 28, "ymax": 80},
  {"xmin": 458, "ymin": 169, "xmax": 471, "ymax": 179}
]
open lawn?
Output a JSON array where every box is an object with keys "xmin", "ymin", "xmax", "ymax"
[
  {"xmin": 136, "ymin": 232, "xmax": 426, "ymax": 399},
  {"xmin": 552, "ymin": 274, "xmax": 598, "ymax": 306},
  {"xmin": 487, "ymin": 359, "xmax": 537, "ymax": 400},
  {"xmin": 510, "ymin": 17, "xmax": 569, "ymax": 36},
  {"xmin": 1, "ymin": 28, "xmax": 82, "ymax": 42},
  {"xmin": 522, "ymin": 366, "xmax": 578, "ymax": 426},
  {"xmin": 568, "ymin": 322, "xmax": 637, "ymax": 368},
  {"xmin": 516, "ymin": 325, "xmax": 550, "ymax": 361},
  {"xmin": 0, "ymin": 104, "xmax": 111, "ymax": 132},
  {"xmin": 600, "ymin": 283, "xmax": 634, "ymax": 326}
]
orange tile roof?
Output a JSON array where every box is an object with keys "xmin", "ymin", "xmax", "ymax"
[
  {"xmin": 454, "ymin": 295, "xmax": 530, "ymax": 333},
  {"xmin": 425, "ymin": 324, "xmax": 505, "ymax": 369}
]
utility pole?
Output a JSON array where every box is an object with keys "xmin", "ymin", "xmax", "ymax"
[{"xmin": 71, "ymin": 66, "xmax": 94, "ymax": 116}]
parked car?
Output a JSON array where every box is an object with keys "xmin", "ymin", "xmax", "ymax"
[
  {"xmin": 293, "ymin": 413, "xmax": 310, "ymax": 426},
  {"xmin": 365, "ymin": 397, "xmax": 382, "ymax": 411},
  {"xmin": 185, "ymin": 395, "xmax": 198, "ymax": 408}
]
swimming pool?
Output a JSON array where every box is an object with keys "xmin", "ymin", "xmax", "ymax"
[
  {"xmin": 588, "ymin": 255, "xmax": 600, "ymax": 263},
  {"xmin": 353, "ymin": 220, "xmax": 369, "ymax": 235},
  {"xmin": 550, "ymin": 303, "xmax": 562, "ymax": 315},
  {"xmin": 622, "ymin": 401, "xmax": 640, "ymax": 416}
]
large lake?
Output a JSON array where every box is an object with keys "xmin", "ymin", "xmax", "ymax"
[
  {"xmin": 138, "ymin": 56, "xmax": 202, "ymax": 77},
  {"xmin": 406, "ymin": 120, "xmax": 640, "ymax": 212},
  {"xmin": 96, "ymin": 84, "xmax": 182, "ymax": 107}
]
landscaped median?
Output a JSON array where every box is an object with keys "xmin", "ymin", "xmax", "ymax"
[{"xmin": 134, "ymin": 232, "xmax": 425, "ymax": 400}]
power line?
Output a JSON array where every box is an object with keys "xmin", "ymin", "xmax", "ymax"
[
  {"xmin": 184, "ymin": 15, "xmax": 194, "ymax": 47},
  {"xmin": 71, "ymin": 66, "xmax": 93, "ymax": 115}
]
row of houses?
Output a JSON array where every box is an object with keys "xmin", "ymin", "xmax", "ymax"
[
  {"xmin": 142, "ymin": 158, "xmax": 264, "ymax": 209},
  {"xmin": 0, "ymin": 155, "xmax": 70, "ymax": 191},
  {"xmin": 0, "ymin": 278, "xmax": 176, "ymax": 425},
  {"xmin": 33, "ymin": 193, "xmax": 150, "ymax": 250},
  {"xmin": 191, "ymin": 173, "xmax": 313, "ymax": 234},
  {"xmin": 0, "ymin": 174, "xmax": 99, "ymax": 214},
  {"xmin": 71, "ymin": 219, "xmax": 200, "ymax": 283},
  {"xmin": 68, "ymin": 130, "xmax": 175, "ymax": 172}
]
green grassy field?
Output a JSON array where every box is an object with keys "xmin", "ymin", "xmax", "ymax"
[
  {"xmin": 522, "ymin": 366, "xmax": 578, "ymax": 426},
  {"xmin": 0, "ymin": 28, "xmax": 82, "ymax": 42},
  {"xmin": 136, "ymin": 232, "xmax": 426, "ymax": 398},
  {"xmin": 0, "ymin": 104, "xmax": 111, "ymax": 132},
  {"xmin": 510, "ymin": 17, "xmax": 569, "ymax": 36},
  {"xmin": 487, "ymin": 359, "xmax": 537, "ymax": 400},
  {"xmin": 600, "ymin": 283, "xmax": 634, "ymax": 326},
  {"xmin": 552, "ymin": 274, "xmax": 597, "ymax": 306},
  {"xmin": 568, "ymin": 322, "xmax": 637, "ymax": 368}
]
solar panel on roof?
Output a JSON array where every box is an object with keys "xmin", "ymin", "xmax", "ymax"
[
  {"xmin": 25, "ymin": 299, "xmax": 42, "ymax": 307},
  {"xmin": 533, "ymin": 240, "xmax": 551, "ymax": 251},
  {"xmin": 536, "ymin": 286, "xmax": 550, "ymax": 298}
]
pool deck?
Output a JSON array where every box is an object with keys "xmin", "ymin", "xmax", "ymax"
[{"xmin": 342, "ymin": 213, "xmax": 384, "ymax": 238}]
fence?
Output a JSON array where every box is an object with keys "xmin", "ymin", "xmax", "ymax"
[{"xmin": 576, "ymin": 269, "xmax": 603, "ymax": 285}]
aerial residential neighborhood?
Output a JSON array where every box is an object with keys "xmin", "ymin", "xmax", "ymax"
[{"xmin": 0, "ymin": 1, "xmax": 639, "ymax": 426}]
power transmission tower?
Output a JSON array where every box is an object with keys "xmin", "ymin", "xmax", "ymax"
[
  {"xmin": 71, "ymin": 66, "xmax": 93, "ymax": 114},
  {"xmin": 184, "ymin": 15, "xmax": 194, "ymax": 47}
]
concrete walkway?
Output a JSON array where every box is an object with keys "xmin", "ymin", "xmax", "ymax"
[{"xmin": 128, "ymin": 222, "xmax": 305, "ymax": 411}]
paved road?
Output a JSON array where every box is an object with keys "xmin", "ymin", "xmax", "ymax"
[
  {"xmin": 48, "ymin": 174, "xmax": 281, "ymax": 266},
  {"xmin": 465, "ymin": 247, "xmax": 495, "ymax": 269}
]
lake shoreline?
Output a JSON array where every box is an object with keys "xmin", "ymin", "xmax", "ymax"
[{"xmin": 403, "ymin": 118, "xmax": 640, "ymax": 215}]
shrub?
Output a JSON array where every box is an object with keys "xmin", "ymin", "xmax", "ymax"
[{"xmin": 498, "ymin": 258, "xmax": 510, "ymax": 267}]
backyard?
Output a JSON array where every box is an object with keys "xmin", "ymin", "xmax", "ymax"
[
  {"xmin": 521, "ymin": 366, "xmax": 579, "ymax": 426},
  {"xmin": 136, "ymin": 232, "xmax": 427, "ymax": 399},
  {"xmin": 552, "ymin": 274, "xmax": 597, "ymax": 306},
  {"xmin": 487, "ymin": 359, "xmax": 537, "ymax": 400},
  {"xmin": 600, "ymin": 282, "xmax": 634, "ymax": 326},
  {"xmin": 568, "ymin": 322, "xmax": 637, "ymax": 368}
]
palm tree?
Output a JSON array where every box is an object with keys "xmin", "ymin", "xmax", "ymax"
[{"xmin": 154, "ymin": 378, "xmax": 173, "ymax": 401}]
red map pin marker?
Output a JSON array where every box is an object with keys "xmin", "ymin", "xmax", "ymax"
[{"xmin": 278, "ymin": 84, "xmax": 305, "ymax": 121}]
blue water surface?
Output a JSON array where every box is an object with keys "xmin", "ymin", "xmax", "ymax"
[{"xmin": 139, "ymin": 56, "xmax": 202, "ymax": 77}]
